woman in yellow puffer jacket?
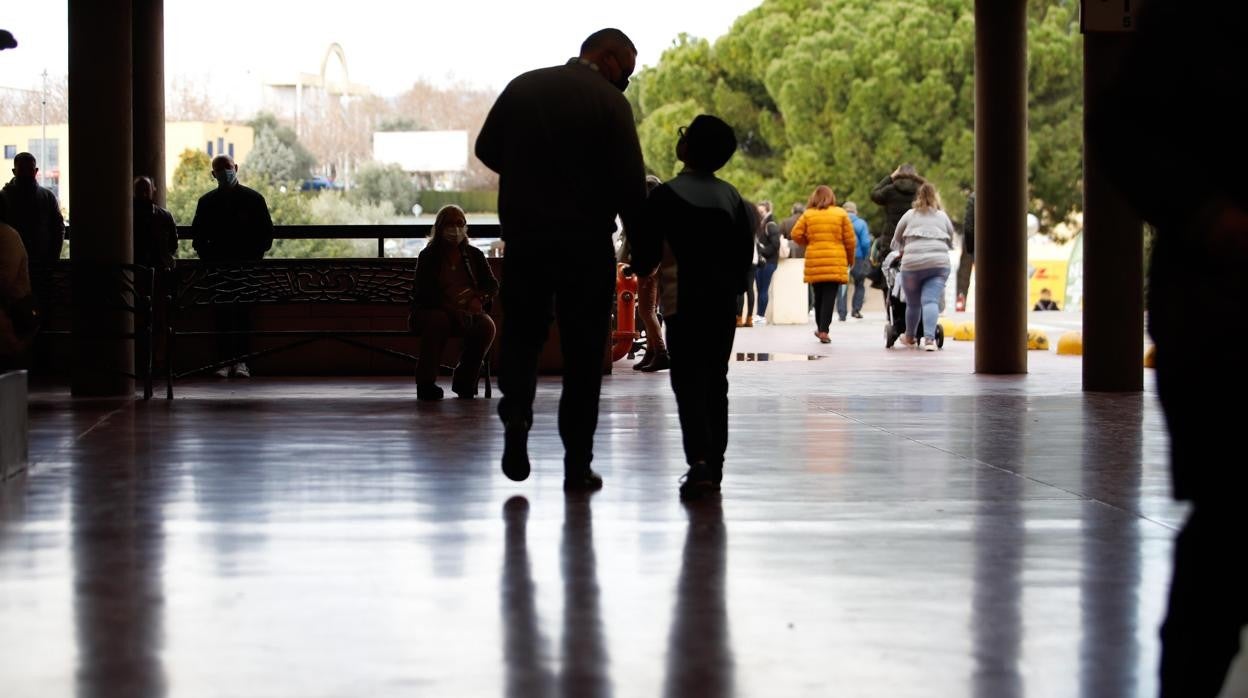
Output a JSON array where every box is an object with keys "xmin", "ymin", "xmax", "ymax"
[{"xmin": 791, "ymin": 185, "xmax": 857, "ymax": 343}]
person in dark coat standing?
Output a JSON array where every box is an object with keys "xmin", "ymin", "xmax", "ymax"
[
  {"xmin": 1091, "ymin": 3, "xmax": 1248, "ymax": 696},
  {"xmin": 475, "ymin": 28, "xmax": 646, "ymax": 492},
  {"xmin": 410, "ymin": 205, "xmax": 498, "ymax": 401},
  {"xmin": 870, "ymin": 164, "xmax": 925, "ymax": 301},
  {"xmin": 956, "ymin": 191, "xmax": 975, "ymax": 311},
  {"xmin": 133, "ymin": 175, "xmax": 179, "ymax": 375},
  {"xmin": 0, "ymin": 152, "xmax": 64, "ymax": 266},
  {"xmin": 133, "ymin": 176, "xmax": 178, "ymax": 272},
  {"xmin": 191, "ymin": 154, "xmax": 274, "ymax": 379},
  {"xmin": 870, "ymin": 163, "xmax": 925, "ymax": 255}
]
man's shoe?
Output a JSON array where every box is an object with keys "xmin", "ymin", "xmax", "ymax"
[
  {"xmin": 852, "ymin": 312, "xmax": 864, "ymax": 319},
  {"xmin": 639, "ymin": 350, "xmax": 670, "ymax": 372},
  {"xmin": 233, "ymin": 362, "xmax": 251, "ymax": 378},
  {"xmin": 563, "ymin": 468, "xmax": 604, "ymax": 493},
  {"xmin": 678, "ymin": 462, "xmax": 722, "ymax": 501},
  {"xmin": 501, "ymin": 419, "xmax": 531, "ymax": 482},
  {"xmin": 633, "ymin": 351, "xmax": 655, "ymax": 371},
  {"xmin": 417, "ymin": 382, "xmax": 444, "ymax": 401},
  {"xmin": 451, "ymin": 376, "xmax": 477, "ymax": 399}
]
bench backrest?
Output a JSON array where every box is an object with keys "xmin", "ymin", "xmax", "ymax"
[{"xmin": 173, "ymin": 259, "xmax": 415, "ymax": 308}]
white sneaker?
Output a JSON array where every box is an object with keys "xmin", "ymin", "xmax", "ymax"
[
  {"xmin": 233, "ymin": 362, "xmax": 251, "ymax": 378},
  {"xmin": 214, "ymin": 365, "xmax": 231, "ymax": 378},
  {"xmin": 923, "ymin": 338, "xmax": 937, "ymax": 352}
]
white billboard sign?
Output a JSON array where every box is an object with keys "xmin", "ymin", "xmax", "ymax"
[{"xmin": 373, "ymin": 130, "xmax": 469, "ymax": 172}]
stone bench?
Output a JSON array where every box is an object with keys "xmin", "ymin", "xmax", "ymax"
[{"xmin": 0, "ymin": 370, "xmax": 27, "ymax": 482}]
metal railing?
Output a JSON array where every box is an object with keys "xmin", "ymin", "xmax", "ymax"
[
  {"xmin": 174, "ymin": 224, "xmax": 504, "ymax": 258},
  {"xmin": 65, "ymin": 224, "xmax": 504, "ymax": 259}
]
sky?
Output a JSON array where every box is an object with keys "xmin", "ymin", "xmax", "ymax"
[{"xmin": 2, "ymin": 0, "xmax": 761, "ymax": 108}]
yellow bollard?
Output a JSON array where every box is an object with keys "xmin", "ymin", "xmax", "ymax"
[
  {"xmin": 1056, "ymin": 331, "xmax": 1083, "ymax": 356},
  {"xmin": 1027, "ymin": 329, "xmax": 1050, "ymax": 351}
]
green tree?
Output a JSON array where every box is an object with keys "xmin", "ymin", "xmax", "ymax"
[
  {"xmin": 167, "ymin": 148, "xmax": 214, "ymax": 223},
  {"xmin": 378, "ymin": 116, "xmax": 420, "ymax": 132},
  {"xmin": 247, "ymin": 111, "xmax": 316, "ymax": 180},
  {"xmin": 632, "ymin": 0, "xmax": 1084, "ymax": 233},
  {"xmin": 350, "ymin": 161, "xmax": 415, "ymax": 216},
  {"xmin": 245, "ymin": 130, "xmax": 303, "ymax": 185}
]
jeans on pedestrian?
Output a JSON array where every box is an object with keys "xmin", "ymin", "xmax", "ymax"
[
  {"xmin": 755, "ymin": 262, "xmax": 777, "ymax": 318},
  {"xmin": 901, "ymin": 266, "xmax": 949, "ymax": 340}
]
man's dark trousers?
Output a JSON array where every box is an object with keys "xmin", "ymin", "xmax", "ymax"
[{"xmin": 497, "ymin": 235, "xmax": 615, "ymax": 469}]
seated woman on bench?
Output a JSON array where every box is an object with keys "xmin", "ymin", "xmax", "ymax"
[{"xmin": 410, "ymin": 205, "xmax": 498, "ymax": 400}]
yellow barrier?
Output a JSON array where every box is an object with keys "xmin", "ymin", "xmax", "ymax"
[
  {"xmin": 1056, "ymin": 331, "xmax": 1083, "ymax": 356},
  {"xmin": 1027, "ymin": 329, "xmax": 1050, "ymax": 351}
]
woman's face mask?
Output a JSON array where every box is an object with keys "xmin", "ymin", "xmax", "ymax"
[{"xmin": 441, "ymin": 226, "xmax": 467, "ymax": 244}]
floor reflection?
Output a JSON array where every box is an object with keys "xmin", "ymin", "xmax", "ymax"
[
  {"xmin": 664, "ymin": 498, "xmax": 733, "ymax": 698},
  {"xmin": 500, "ymin": 494, "xmax": 613, "ymax": 698},
  {"xmin": 501, "ymin": 496, "xmax": 554, "ymax": 697},
  {"xmin": 971, "ymin": 396, "xmax": 1024, "ymax": 698},
  {"xmin": 1080, "ymin": 395, "xmax": 1143, "ymax": 698},
  {"xmin": 560, "ymin": 495, "xmax": 610, "ymax": 696},
  {"xmin": 72, "ymin": 406, "xmax": 167, "ymax": 698}
]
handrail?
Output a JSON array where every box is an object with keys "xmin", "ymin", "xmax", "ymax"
[{"xmin": 66, "ymin": 223, "xmax": 504, "ymax": 259}]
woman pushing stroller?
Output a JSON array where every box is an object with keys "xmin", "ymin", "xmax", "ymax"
[{"xmin": 889, "ymin": 181, "xmax": 956, "ymax": 351}]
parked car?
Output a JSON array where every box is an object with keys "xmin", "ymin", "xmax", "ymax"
[{"xmin": 300, "ymin": 176, "xmax": 339, "ymax": 192}]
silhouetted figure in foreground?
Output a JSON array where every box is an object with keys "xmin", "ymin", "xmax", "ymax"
[
  {"xmin": 410, "ymin": 205, "xmax": 498, "ymax": 401},
  {"xmin": 0, "ymin": 222, "xmax": 35, "ymax": 369},
  {"xmin": 631, "ymin": 115, "xmax": 754, "ymax": 500},
  {"xmin": 1092, "ymin": 3, "xmax": 1248, "ymax": 696},
  {"xmin": 476, "ymin": 28, "xmax": 646, "ymax": 492},
  {"xmin": 191, "ymin": 154, "xmax": 273, "ymax": 379}
]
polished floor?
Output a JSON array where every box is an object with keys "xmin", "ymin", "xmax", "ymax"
[{"xmin": 1, "ymin": 317, "xmax": 1242, "ymax": 697}]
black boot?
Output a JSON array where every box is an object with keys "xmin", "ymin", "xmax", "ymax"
[
  {"xmin": 639, "ymin": 349, "xmax": 670, "ymax": 372},
  {"xmin": 501, "ymin": 418, "xmax": 531, "ymax": 482},
  {"xmin": 563, "ymin": 465, "xmax": 604, "ymax": 492},
  {"xmin": 678, "ymin": 461, "xmax": 722, "ymax": 501},
  {"xmin": 416, "ymin": 382, "xmax": 444, "ymax": 401},
  {"xmin": 633, "ymin": 351, "xmax": 655, "ymax": 371}
]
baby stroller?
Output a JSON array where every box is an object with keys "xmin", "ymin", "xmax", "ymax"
[{"xmin": 882, "ymin": 250, "xmax": 944, "ymax": 349}]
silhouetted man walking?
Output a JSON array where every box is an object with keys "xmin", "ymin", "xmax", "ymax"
[{"xmin": 476, "ymin": 28, "xmax": 646, "ymax": 492}]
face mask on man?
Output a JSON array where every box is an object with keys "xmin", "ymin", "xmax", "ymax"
[
  {"xmin": 215, "ymin": 169, "xmax": 237, "ymax": 187},
  {"xmin": 441, "ymin": 226, "xmax": 467, "ymax": 244}
]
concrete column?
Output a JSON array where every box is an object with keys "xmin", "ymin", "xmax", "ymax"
[
  {"xmin": 974, "ymin": 0, "xmax": 1029, "ymax": 374},
  {"xmin": 133, "ymin": 0, "xmax": 166, "ymax": 207},
  {"xmin": 1082, "ymin": 34, "xmax": 1144, "ymax": 392},
  {"xmin": 69, "ymin": 0, "xmax": 134, "ymax": 397}
]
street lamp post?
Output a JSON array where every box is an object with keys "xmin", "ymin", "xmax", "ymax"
[{"xmin": 40, "ymin": 69, "xmax": 47, "ymax": 187}]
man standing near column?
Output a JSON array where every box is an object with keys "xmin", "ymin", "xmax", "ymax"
[
  {"xmin": 475, "ymin": 28, "xmax": 646, "ymax": 492},
  {"xmin": 191, "ymin": 155, "xmax": 273, "ymax": 379},
  {"xmin": 0, "ymin": 152, "xmax": 65, "ymax": 266}
]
